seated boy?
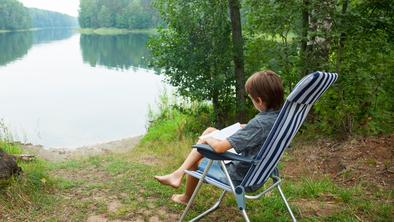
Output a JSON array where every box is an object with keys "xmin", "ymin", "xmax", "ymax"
[{"xmin": 154, "ymin": 70, "xmax": 284, "ymax": 204}]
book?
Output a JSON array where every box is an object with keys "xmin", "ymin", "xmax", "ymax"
[{"xmin": 199, "ymin": 122, "xmax": 242, "ymax": 162}]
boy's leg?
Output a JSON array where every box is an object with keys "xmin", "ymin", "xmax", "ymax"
[
  {"xmin": 171, "ymin": 165, "xmax": 199, "ymax": 204},
  {"xmin": 154, "ymin": 127, "xmax": 217, "ymax": 188},
  {"xmin": 154, "ymin": 149, "xmax": 202, "ymax": 188}
]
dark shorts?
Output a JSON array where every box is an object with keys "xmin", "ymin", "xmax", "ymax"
[{"xmin": 198, "ymin": 158, "xmax": 229, "ymax": 184}]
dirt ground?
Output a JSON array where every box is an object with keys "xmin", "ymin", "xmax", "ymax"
[
  {"xmin": 15, "ymin": 134, "xmax": 394, "ymax": 221},
  {"xmin": 283, "ymin": 134, "xmax": 394, "ymax": 191}
]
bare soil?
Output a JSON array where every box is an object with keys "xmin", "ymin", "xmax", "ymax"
[
  {"xmin": 283, "ymin": 134, "xmax": 394, "ymax": 191},
  {"xmin": 12, "ymin": 134, "xmax": 393, "ymax": 221}
]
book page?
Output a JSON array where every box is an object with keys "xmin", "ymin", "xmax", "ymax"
[
  {"xmin": 198, "ymin": 123, "xmax": 241, "ymax": 163},
  {"xmin": 199, "ymin": 122, "xmax": 241, "ymax": 140}
]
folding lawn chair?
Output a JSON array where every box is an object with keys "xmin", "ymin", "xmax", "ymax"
[{"xmin": 179, "ymin": 71, "xmax": 338, "ymax": 222}]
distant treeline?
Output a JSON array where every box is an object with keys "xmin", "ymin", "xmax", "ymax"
[
  {"xmin": 79, "ymin": 0, "xmax": 160, "ymax": 29},
  {"xmin": 30, "ymin": 8, "xmax": 78, "ymax": 28},
  {"xmin": 0, "ymin": 0, "xmax": 77, "ymax": 31}
]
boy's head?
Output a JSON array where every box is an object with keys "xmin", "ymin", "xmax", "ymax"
[{"xmin": 245, "ymin": 70, "xmax": 284, "ymax": 111}]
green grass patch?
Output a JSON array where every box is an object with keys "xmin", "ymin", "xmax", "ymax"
[{"xmin": 0, "ymin": 141, "xmax": 23, "ymax": 154}]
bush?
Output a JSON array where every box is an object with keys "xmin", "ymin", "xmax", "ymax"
[{"xmin": 142, "ymin": 93, "xmax": 215, "ymax": 143}]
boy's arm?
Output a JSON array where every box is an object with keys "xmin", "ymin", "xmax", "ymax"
[{"xmin": 202, "ymin": 138, "xmax": 232, "ymax": 153}]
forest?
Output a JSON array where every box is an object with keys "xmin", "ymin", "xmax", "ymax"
[
  {"xmin": 79, "ymin": 0, "xmax": 160, "ymax": 29},
  {"xmin": 149, "ymin": 0, "xmax": 394, "ymax": 137},
  {"xmin": 29, "ymin": 8, "xmax": 78, "ymax": 28},
  {"xmin": 0, "ymin": 0, "xmax": 77, "ymax": 30}
]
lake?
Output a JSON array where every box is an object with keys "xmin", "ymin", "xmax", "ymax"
[{"xmin": 0, "ymin": 29, "xmax": 166, "ymax": 148}]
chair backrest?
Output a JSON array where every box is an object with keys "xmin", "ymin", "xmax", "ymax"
[{"xmin": 241, "ymin": 71, "xmax": 338, "ymax": 189}]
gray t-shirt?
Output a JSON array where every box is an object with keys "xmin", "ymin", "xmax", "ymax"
[{"xmin": 226, "ymin": 109, "xmax": 279, "ymax": 185}]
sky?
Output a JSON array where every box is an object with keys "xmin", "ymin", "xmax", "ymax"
[{"xmin": 18, "ymin": 0, "xmax": 80, "ymax": 17}]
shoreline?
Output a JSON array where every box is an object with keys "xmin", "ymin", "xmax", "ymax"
[
  {"xmin": 77, "ymin": 27, "xmax": 157, "ymax": 35},
  {"xmin": 19, "ymin": 136, "xmax": 142, "ymax": 162}
]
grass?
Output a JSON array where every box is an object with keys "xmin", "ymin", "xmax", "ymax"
[
  {"xmin": 0, "ymin": 106, "xmax": 392, "ymax": 221},
  {"xmin": 78, "ymin": 28, "xmax": 157, "ymax": 35}
]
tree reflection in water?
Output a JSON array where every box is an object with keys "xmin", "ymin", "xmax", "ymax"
[
  {"xmin": 0, "ymin": 29, "xmax": 75, "ymax": 66},
  {"xmin": 79, "ymin": 34, "xmax": 151, "ymax": 70}
]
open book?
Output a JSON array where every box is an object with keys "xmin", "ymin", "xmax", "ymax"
[{"xmin": 199, "ymin": 122, "xmax": 242, "ymax": 163}]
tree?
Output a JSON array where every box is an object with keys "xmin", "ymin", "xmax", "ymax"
[
  {"xmin": 149, "ymin": 0, "xmax": 234, "ymax": 127},
  {"xmin": 29, "ymin": 8, "xmax": 78, "ymax": 28},
  {"xmin": 244, "ymin": 0, "xmax": 394, "ymax": 135},
  {"xmin": 78, "ymin": 0, "xmax": 161, "ymax": 29},
  {"xmin": 0, "ymin": 0, "xmax": 30, "ymax": 30}
]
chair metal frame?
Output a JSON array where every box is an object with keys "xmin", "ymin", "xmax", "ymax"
[{"xmin": 179, "ymin": 158, "xmax": 296, "ymax": 222}]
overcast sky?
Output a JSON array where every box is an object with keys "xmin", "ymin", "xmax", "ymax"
[{"xmin": 19, "ymin": 0, "xmax": 80, "ymax": 17}]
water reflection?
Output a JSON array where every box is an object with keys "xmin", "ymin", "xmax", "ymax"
[
  {"xmin": 0, "ymin": 32, "xmax": 32, "ymax": 66},
  {"xmin": 33, "ymin": 28, "xmax": 75, "ymax": 44},
  {"xmin": 0, "ymin": 29, "xmax": 75, "ymax": 66},
  {"xmin": 80, "ymin": 34, "xmax": 150, "ymax": 70}
]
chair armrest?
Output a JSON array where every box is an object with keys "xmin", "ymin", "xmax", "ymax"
[{"xmin": 192, "ymin": 144, "xmax": 255, "ymax": 164}]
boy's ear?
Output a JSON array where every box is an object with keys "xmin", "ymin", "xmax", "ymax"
[{"xmin": 256, "ymin": 97, "xmax": 264, "ymax": 105}]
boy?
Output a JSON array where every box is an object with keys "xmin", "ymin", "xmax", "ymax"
[{"xmin": 154, "ymin": 70, "xmax": 284, "ymax": 204}]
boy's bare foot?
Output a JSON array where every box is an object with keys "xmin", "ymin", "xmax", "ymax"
[
  {"xmin": 171, "ymin": 194, "xmax": 189, "ymax": 205},
  {"xmin": 154, "ymin": 174, "xmax": 182, "ymax": 188}
]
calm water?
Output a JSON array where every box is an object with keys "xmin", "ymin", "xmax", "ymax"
[{"xmin": 0, "ymin": 29, "xmax": 165, "ymax": 148}]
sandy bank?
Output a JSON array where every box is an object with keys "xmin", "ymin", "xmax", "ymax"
[{"xmin": 19, "ymin": 136, "xmax": 142, "ymax": 162}]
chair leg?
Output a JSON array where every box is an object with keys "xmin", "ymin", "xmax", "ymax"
[
  {"xmin": 189, "ymin": 191, "xmax": 226, "ymax": 222},
  {"xmin": 277, "ymin": 185, "xmax": 297, "ymax": 222},
  {"xmin": 241, "ymin": 209, "xmax": 250, "ymax": 222},
  {"xmin": 179, "ymin": 160, "xmax": 213, "ymax": 222}
]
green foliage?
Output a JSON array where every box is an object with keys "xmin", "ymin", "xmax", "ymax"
[
  {"xmin": 311, "ymin": 0, "xmax": 394, "ymax": 135},
  {"xmin": 79, "ymin": 0, "xmax": 161, "ymax": 29},
  {"xmin": 0, "ymin": 0, "xmax": 30, "ymax": 30},
  {"xmin": 243, "ymin": 0, "xmax": 394, "ymax": 136},
  {"xmin": 149, "ymin": 0, "xmax": 236, "ymax": 127},
  {"xmin": 0, "ymin": 0, "xmax": 76, "ymax": 31},
  {"xmin": 244, "ymin": 0, "xmax": 301, "ymax": 91},
  {"xmin": 0, "ymin": 141, "xmax": 22, "ymax": 155},
  {"xmin": 142, "ymin": 92, "xmax": 215, "ymax": 143},
  {"xmin": 29, "ymin": 8, "xmax": 78, "ymax": 28}
]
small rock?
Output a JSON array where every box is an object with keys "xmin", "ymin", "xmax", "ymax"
[
  {"xmin": 86, "ymin": 214, "xmax": 107, "ymax": 222},
  {"xmin": 108, "ymin": 200, "xmax": 122, "ymax": 213},
  {"xmin": 148, "ymin": 216, "xmax": 160, "ymax": 222}
]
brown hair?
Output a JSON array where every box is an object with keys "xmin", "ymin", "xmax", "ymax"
[{"xmin": 245, "ymin": 70, "xmax": 284, "ymax": 110}]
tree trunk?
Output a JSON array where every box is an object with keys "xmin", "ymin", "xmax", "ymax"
[
  {"xmin": 300, "ymin": 0, "xmax": 310, "ymax": 76},
  {"xmin": 336, "ymin": 0, "xmax": 348, "ymax": 74},
  {"xmin": 309, "ymin": 0, "xmax": 335, "ymax": 72},
  {"xmin": 0, "ymin": 150, "xmax": 21, "ymax": 180},
  {"xmin": 212, "ymin": 91, "xmax": 225, "ymax": 129},
  {"xmin": 228, "ymin": 0, "xmax": 246, "ymax": 123}
]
